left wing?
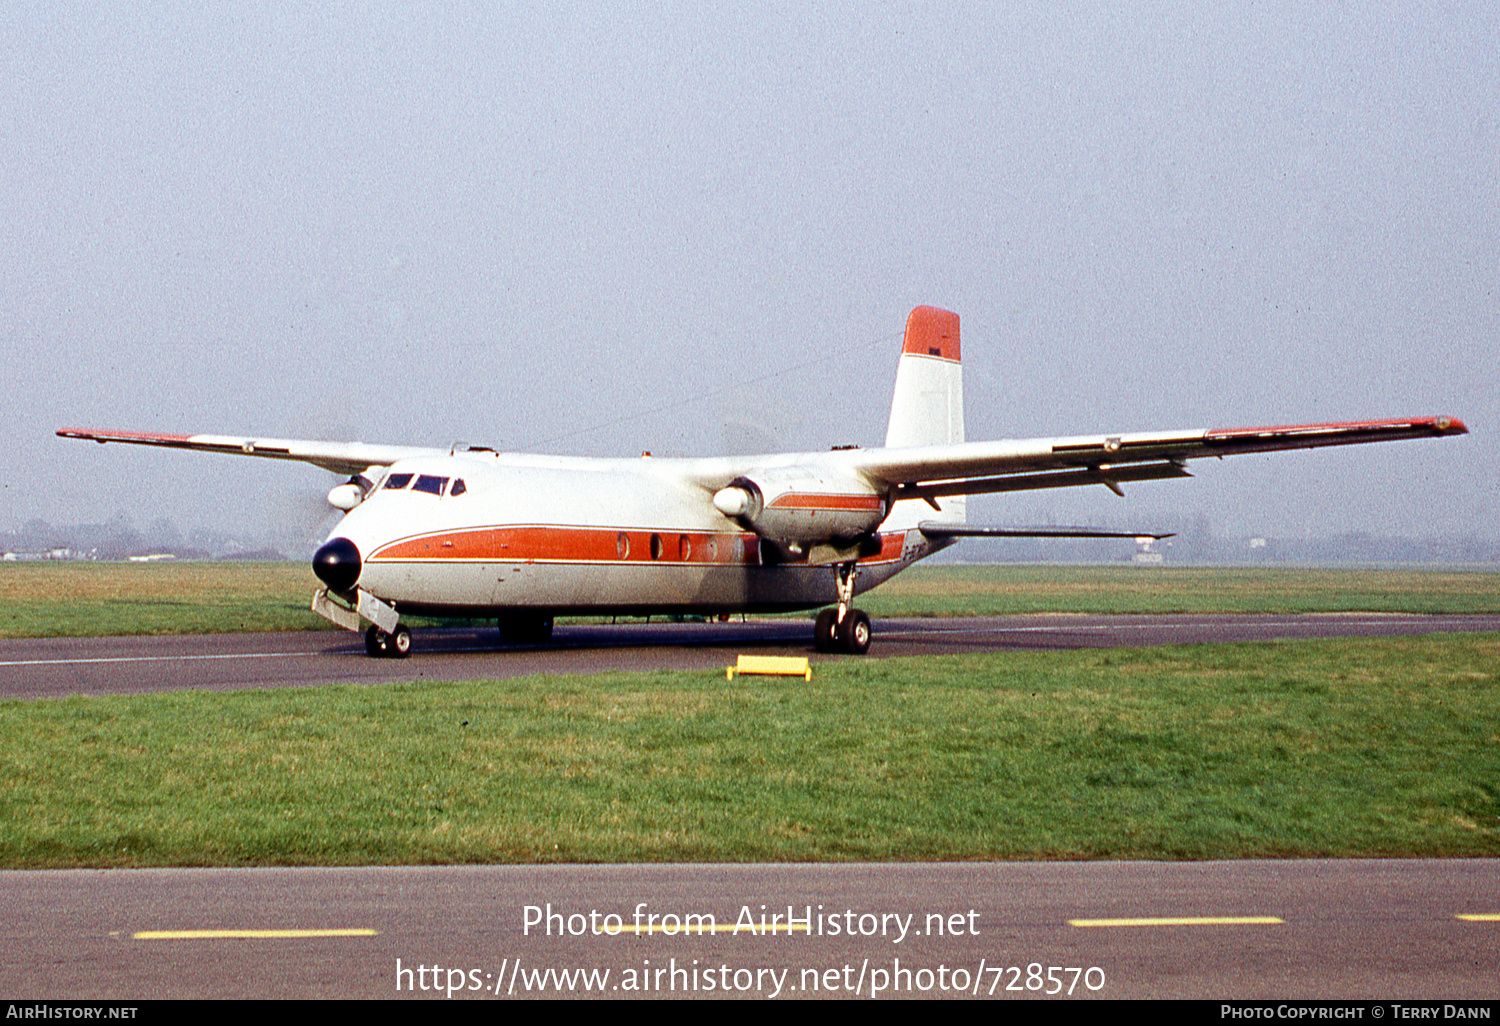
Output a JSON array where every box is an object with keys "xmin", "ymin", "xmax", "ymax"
[{"xmin": 55, "ymin": 427, "xmax": 445, "ymax": 476}]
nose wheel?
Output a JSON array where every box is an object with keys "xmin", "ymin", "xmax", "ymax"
[
  {"xmin": 813, "ymin": 562, "xmax": 873, "ymax": 654},
  {"xmin": 364, "ymin": 623, "xmax": 412, "ymax": 658}
]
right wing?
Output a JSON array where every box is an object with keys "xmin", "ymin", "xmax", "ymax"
[
  {"xmin": 842, "ymin": 416, "xmax": 1468, "ymax": 503},
  {"xmin": 56, "ymin": 427, "xmax": 446, "ymax": 476}
]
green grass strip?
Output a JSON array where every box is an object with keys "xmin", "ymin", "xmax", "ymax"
[
  {"xmin": 3, "ymin": 563, "xmax": 1498, "ymax": 637},
  {"xmin": 2, "ymin": 634, "xmax": 1496, "ymax": 868}
]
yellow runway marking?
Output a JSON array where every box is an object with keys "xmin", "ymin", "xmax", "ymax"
[
  {"xmin": 133, "ymin": 929, "xmax": 379, "ymax": 940},
  {"xmin": 1069, "ymin": 916, "xmax": 1283, "ymax": 928},
  {"xmin": 1455, "ymin": 914, "xmax": 1500, "ymax": 922}
]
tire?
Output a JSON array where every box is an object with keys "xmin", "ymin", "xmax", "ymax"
[
  {"xmin": 389, "ymin": 624, "xmax": 412, "ymax": 658},
  {"xmin": 364, "ymin": 625, "xmax": 386, "ymax": 658},
  {"xmin": 838, "ymin": 609, "xmax": 872, "ymax": 655},
  {"xmin": 814, "ymin": 609, "xmax": 837, "ymax": 652}
]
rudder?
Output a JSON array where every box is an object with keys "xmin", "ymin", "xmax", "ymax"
[
  {"xmin": 882, "ymin": 306, "xmax": 966, "ymax": 532},
  {"xmin": 884, "ymin": 306, "xmax": 964, "ymax": 449}
]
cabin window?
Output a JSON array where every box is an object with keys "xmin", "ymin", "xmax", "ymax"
[
  {"xmin": 649, "ymin": 533, "xmax": 663, "ymax": 560},
  {"xmin": 383, "ymin": 473, "xmax": 413, "ymax": 490},
  {"xmin": 413, "ymin": 475, "xmax": 447, "ymax": 495},
  {"xmin": 616, "ymin": 532, "xmax": 630, "ymax": 559},
  {"xmin": 450, "ymin": 479, "xmax": 466, "ymax": 497},
  {"xmin": 678, "ymin": 534, "xmax": 692, "ymax": 561}
]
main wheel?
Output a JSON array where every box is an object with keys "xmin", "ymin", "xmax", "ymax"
[
  {"xmin": 813, "ymin": 609, "xmax": 838, "ymax": 652},
  {"xmin": 389, "ymin": 624, "xmax": 412, "ymax": 658},
  {"xmin": 838, "ymin": 609, "xmax": 872, "ymax": 655},
  {"xmin": 364, "ymin": 625, "xmax": 386, "ymax": 658}
]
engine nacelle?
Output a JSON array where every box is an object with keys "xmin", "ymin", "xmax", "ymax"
[
  {"xmin": 712, "ymin": 471, "xmax": 887, "ymax": 549},
  {"xmin": 326, "ymin": 467, "xmax": 381, "ymax": 512}
]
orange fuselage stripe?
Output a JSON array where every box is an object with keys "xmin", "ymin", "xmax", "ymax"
[
  {"xmin": 766, "ymin": 493, "xmax": 884, "ymax": 511},
  {"xmin": 369, "ymin": 527, "xmax": 905, "ymax": 565}
]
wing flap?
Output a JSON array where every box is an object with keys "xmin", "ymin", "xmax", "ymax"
[{"xmin": 896, "ymin": 461, "xmax": 1192, "ymax": 501}]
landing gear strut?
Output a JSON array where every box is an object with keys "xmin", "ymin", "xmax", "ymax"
[
  {"xmin": 814, "ymin": 562, "xmax": 872, "ymax": 655},
  {"xmin": 364, "ymin": 623, "xmax": 412, "ymax": 659}
]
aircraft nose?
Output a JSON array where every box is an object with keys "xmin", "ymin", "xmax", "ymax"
[{"xmin": 312, "ymin": 537, "xmax": 361, "ymax": 592}]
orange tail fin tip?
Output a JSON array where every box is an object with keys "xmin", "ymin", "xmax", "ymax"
[{"xmin": 902, "ymin": 305, "xmax": 960, "ymax": 362}]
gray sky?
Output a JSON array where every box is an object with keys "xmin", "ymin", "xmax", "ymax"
[{"xmin": 3, "ymin": 2, "xmax": 1495, "ymax": 547}]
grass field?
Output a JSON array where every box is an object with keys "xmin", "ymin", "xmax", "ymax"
[
  {"xmin": 863, "ymin": 564, "xmax": 1500, "ymax": 616},
  {"xmin": 3, "ymin": 562, "xmax": 1496, "ymax": 868},
  {"xmin": 2, "ymin": 633, "xmax": 1497, "ymax": 868},
  {"xmin": 0, "ymin": 562, "xmax": 321, "ymax": 637},
  {"xmin": 2, "ymin": 561, "xmax": 1498, "ymax": 637}
]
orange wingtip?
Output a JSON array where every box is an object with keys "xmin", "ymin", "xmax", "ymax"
[
  {"xmin": 1206, "ymin": 416, "xmax": 1468, "ymax": 438},
  {"xmin": 902, "ymin": 306, "xmax": 960, "ymax": 362},
  {"xmin": 57, "ymin": 427, "xmax": 196, "ymax": 443}
]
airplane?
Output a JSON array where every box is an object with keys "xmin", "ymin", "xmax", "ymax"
[{"xmin": 59, "ymin": 306, "xmax": 1467, "ymax": 658}]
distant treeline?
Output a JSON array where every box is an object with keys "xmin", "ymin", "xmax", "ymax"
[{"xmin": 1, "ymin": 516, "xmax": 291, "ymax": 562}]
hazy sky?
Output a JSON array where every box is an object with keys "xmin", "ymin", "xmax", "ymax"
[{"xmin": 3, "ymin": 2, "xmax": 1495, "ymax": 548}]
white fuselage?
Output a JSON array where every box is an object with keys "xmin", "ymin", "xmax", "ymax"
[{"xmin": 327, "ymin": 451, "xmax": 946, "ymax": 618}]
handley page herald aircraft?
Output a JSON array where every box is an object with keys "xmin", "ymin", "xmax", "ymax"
[{"xmin": 60, "ymin": 307, "xmax": 1466, "ymax": 658}]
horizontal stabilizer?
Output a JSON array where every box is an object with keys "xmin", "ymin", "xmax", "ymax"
[{"xmin": 919, "ymin": 522, "xmax": 1175, "ymax": 541}]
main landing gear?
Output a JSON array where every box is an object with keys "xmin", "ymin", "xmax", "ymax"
[
  {"xmin": 365, "ymin": 623, "xmax": 411, "ymax": 659},
  {"xmin": 813, "ymin": 562, "xmax": 872, "ymax": 655}
]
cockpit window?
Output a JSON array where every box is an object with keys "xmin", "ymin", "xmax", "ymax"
[
  {"xmin": 450, "ymin": 479, "xmax": 467, "ymax": 497},
  {"xmin": 412, "ymin": 474, "xmax": 448, "ymax": 496},
  {"xmin": 383, "ymin": 473, "xmax": 414, "ymax": 490}
]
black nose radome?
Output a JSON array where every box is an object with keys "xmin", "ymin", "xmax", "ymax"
[{"xmin": 313, "ymin": 537, "xmax": 361, "ymax": 592}]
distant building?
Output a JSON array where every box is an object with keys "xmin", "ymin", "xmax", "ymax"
[{"xmin": 1133, "ymin": 537, "xmax": 1165, "ymax": 564}]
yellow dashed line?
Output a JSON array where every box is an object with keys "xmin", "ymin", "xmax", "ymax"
[
  {"xmin": 133, "ymin": 929, "xmax": 379, "ymax": 940},
  {"xmin": 1455, "ymin": 914, "xmax": 1500, "ymax": 922},
  {"xmin": 1069, "ymin": 916, "xmax": 1283, "ymax": 928}
]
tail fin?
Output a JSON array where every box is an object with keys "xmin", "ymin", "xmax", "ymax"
[
  {"xmin": 884, "ymin": 306, "xmax": 965, "ymax": 448},
  {"xmin": 882, "ymin": 306, "xmax": 966, "ymax": 530}
]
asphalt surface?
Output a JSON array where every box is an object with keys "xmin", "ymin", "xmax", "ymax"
[
  {"xmin": 3, "ymin": 860, "xmax": 1497, "ymax": 999},
  {"xmin": 3, "ymin": 612, "xmax": 1498, "ymax": 699}
]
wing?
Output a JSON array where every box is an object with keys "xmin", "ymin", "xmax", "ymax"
[
  {"xmin": 840, "ymin": 416, "xmax": 1467, "ymax": 502},
  {"xmin": 56, "ymin": 427, "xmax": 446, "ymax": 476}
]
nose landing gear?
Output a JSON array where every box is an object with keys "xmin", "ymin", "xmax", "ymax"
[{"xmin": 364, "ymin": 624, "xmax": 412, "ymax": 658}]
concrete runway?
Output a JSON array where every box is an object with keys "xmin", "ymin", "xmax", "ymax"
[
  {"xmin": 3, "ymin": 612, "xmax": 1498, "ymax": 699},
  {"xmin": 4, "ymin": 616, "xmax": 1497, "ymax": 1000},
  {"xmin": 3, "ymin": 860, "xmax": 1497, "ymax": 999}
]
